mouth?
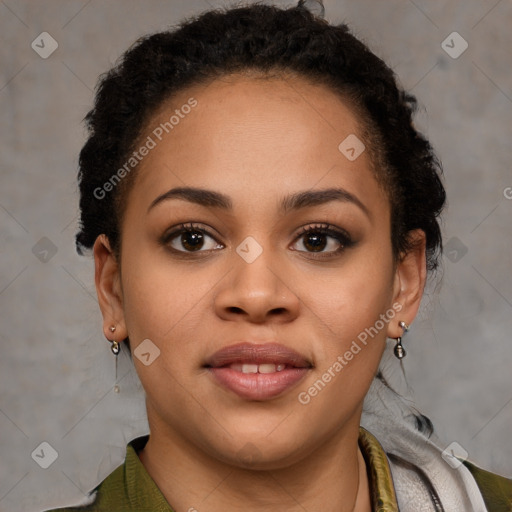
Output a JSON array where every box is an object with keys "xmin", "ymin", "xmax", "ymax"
[
  {"xmin": 225, "ymin": 362, "xmax": 289, "ymax": 373},
  {"xmin": 204, "ymin": 342, "xmax": 313, "ymax": 401}
]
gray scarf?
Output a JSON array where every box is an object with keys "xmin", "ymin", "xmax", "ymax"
[{"xmin": 361, "ymin": 360, "xmax": 488, "ymax": 511}]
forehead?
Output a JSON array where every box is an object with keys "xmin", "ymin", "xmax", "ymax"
[{"xmin": 129, "ymin": 73, "xmax": 388, "ymax": 218}]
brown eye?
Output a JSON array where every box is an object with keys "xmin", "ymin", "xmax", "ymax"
[
  {"xmin": 162, "ymin": 223, "xmax": 224, "ymax": 253},
  {"xmin": 178, "ymin": 229, "xmax": 205, "ymax": 251},
  {"xmin": 302, "ymin": 232, "xmax": 329, "ymax": 252},
  {"xmin": 292, "ymin": 224, "xmax": 354, "ymax": 257}
]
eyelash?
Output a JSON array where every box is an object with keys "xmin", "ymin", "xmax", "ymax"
[
  {"xmin": 160, "ymin": 222, "xmax": 354, "ymax": 259},
  {"xmin": 295, "ymin": 224, "xmax": 354, "ymax": 257}
]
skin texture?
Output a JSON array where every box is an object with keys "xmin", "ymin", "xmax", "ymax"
[{"xmin": 94, "ymin": 74, "xmax": 426, "ymax": 512}]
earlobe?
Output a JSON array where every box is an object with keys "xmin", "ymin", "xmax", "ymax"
[
  {"xmin": 93, "ymin": 234, "xmax": 128, "ymax": 342},
  {"xmin": 388, "ymin": 229, "xmax": 427, "ymax": 338}
]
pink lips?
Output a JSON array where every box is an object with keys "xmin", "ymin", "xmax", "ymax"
[{"xmin": 204, "ymin": 343, "xmax": 312, "ymax": 401}]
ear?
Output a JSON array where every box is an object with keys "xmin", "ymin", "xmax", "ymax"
[
  {"xmin": 387, "ymin": 229, "xmax": 427, "ymax": 338},
  {"xmin": 93, "ymin": 234, "xmax": 128, "ymax": 343}
]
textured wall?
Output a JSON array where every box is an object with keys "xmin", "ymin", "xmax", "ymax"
[{"xmin": 0, "ymin": 1, "xmax": 511, "ymax": 511}]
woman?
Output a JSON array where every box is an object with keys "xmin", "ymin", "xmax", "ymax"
[{"xmin": 46, "ymin": 1, "xmax": 512, "ymax": 511}]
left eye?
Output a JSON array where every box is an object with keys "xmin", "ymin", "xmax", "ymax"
[
  {"xmin": 164, "ymin": 223, "xmax": 223, "ymax": 253},
  {"xmin": 291, "ymin": 224, "xmax": 352, "ymax": 255}
]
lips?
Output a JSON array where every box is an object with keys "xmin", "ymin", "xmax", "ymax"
[{"xmin": 204, "ymin": 342, "xmax": 312, "ymax": 401}]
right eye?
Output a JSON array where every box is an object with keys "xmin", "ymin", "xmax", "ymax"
[{"xmin": 162, "ymin": 223, "xmax": 224, "ymax": 254}]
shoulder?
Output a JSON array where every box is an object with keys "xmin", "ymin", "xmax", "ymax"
[
  {"xmin": 43, "ymin": 435, "xmax": 173, "ymax": 512},
  {"xmin": 463, "ymin": 460, "xmax": 512, "ymax": 511},
  {"xmin": 42, "ymin": 461, "xmax": 125, "ymax": 511}
]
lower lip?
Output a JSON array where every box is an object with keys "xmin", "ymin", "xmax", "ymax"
[{"xmin": 208, "ymin": 367, "xmax": 310, "ymax": 401}]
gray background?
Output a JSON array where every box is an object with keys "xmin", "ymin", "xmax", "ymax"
[{"xmin": 1, "ymin": 1, "xmax": 511, "ymax": 511}]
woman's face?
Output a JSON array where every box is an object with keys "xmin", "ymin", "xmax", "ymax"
[{"xmin": 96, "ymin": 73, "xmax": 424, "ymax": 469}]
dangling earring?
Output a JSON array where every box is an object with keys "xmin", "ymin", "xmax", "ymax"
[
  {"xmin": 109, "ymin": 326, "xmax": 120, "ymax": 355},
  {"xmin": 107, "ymin": 326, "xmax": 120, "ymax": 393},
  {"xmin": 394, "ymin": 321, "xmax": 409, "ymax": 359}
]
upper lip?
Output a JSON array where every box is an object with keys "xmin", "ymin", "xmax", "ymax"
[{"xmin": 204, "ymin": 342, "xmax": 313, "ymax": 368}]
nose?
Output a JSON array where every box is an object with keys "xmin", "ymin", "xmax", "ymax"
[{"xmin": 213, "ymin": 242, "xmax": 300, "ymax": 324}]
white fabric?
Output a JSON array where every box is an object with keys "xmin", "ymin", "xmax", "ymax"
[{"xmin": 361, "ymin": 367, "xmax": 488, "ymax": 511}]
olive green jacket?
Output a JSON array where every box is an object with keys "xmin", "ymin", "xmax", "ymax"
[{"xmin": 46, "ymin": 428, "xmax": 512, "ymax": 512}]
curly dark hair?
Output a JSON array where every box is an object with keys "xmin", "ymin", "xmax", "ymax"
[{"xmin": 76, "ymin": 0, "xmax": 446, "ymax": 273}]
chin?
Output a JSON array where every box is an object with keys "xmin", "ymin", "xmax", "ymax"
[{"xmin": 203, "ymin": 431, "xmax": 314, "ymax": 471}]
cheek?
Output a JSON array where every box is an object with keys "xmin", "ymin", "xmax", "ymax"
[
  {"xmin": 302, "ymin": 278, "xmax": 392, "ymax": 387},
  {"xmin": 303, "ymin": 242, "xmax": 394, "ymax": 341},
  {"xmin": 120, "ymin": 244, "xmax": 217, "ymax": 343},
  {"xmin": 296, "ymin": 239, "xmax": 395, "ymax": 398},
  {"xmin": 119, "ymin": 243, "xmax": 228, "ymax": 407}
]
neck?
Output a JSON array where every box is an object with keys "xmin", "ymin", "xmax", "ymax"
[{"xmin": 138, "ymin": 411, "xmax": 371, "ymax": 512}]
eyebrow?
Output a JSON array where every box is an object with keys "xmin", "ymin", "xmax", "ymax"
[{"xmin": 147, "ymin": 186, "xmax": 370, "ymax": 217}]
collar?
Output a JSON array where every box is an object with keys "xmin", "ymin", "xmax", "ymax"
[
  {"xmin": 358, "ymin": 427, "xmax": 399, "ymax": 511},
  {"xmin": 97, "ymin": 427, "xmax": 399, "ymax": 511}
]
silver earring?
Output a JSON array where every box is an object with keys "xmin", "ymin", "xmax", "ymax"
[
  {"xmin": 394, "ymin": 321, "xmax": 409, "ymax": 359},
  {"xmin": 108, "ymin": 326, "xmax": 121, "ymax": 393},
  {"xmin": 108, "ymin": 326, "xmax": 120, "ymax": 355}
]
